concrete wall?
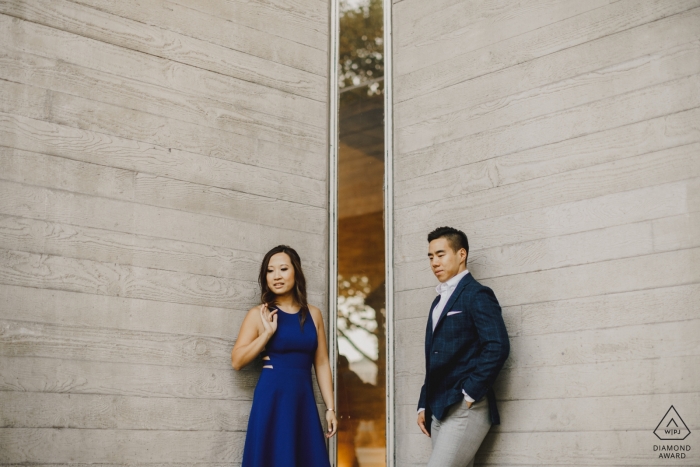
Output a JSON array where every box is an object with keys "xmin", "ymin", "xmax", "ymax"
[
  {"xmin": 392, "ymin": 1, "xmax": 700, "ymax": 465},
  {"xmin": 0, "ymin": 0, "xmax": 329, "ymax": 463}
]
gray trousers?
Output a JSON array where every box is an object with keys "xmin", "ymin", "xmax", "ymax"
[{"xmin": 427, "ymin": 398, "xmax": 491, "ymax": 467}]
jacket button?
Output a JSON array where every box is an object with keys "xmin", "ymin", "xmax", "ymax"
[{"xmin": 434, "ymin": 351, "xmax": 438, "ymax": 354}]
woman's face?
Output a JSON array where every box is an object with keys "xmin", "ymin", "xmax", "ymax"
[{"xmin": 266, "ymin": 252, "xmax": 296, "ymax": 296}]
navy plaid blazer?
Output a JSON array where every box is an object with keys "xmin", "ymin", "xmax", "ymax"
[{"xmin": 417, "ymin": 272, "xmax": 510, "ymax": 433}]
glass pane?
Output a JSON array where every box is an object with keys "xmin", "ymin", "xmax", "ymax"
[{"xmin": 337, "ymin": 1, "xmax": 385, "ymax": 466}]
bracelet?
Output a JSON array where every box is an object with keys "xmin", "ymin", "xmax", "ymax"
[{"xmin": 326, "ymin": 408, "xmax": 335, "ymax": 412}]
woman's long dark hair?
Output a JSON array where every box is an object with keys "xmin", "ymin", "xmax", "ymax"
[{"xmin": 258, "ymin": 245, "xmax": 309, "ymax": 330}]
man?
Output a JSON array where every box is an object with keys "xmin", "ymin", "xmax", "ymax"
[{"xmin": 416, "ymin": 226, "xmax": 510, "ymax": 467}]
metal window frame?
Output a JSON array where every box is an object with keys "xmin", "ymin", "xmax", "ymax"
[
  {"xmin": 327, "ymin": 0, "xmax": 339, "ymax": 463},
  {"xmin": 383, "ymin": 0, "xmax": 395, "ymax": 464}
]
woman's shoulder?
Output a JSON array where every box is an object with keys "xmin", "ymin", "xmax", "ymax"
[
  {"xmin": 307, "ymin": 304, "xmax": 324, "ymax": 327},
  {"xmin": 246, "ymin": 304, "xmax": 263, "ymax": 315},
  {"xmin": 243, "ymin": 304, "xmax": 266, "ymax": 325}
]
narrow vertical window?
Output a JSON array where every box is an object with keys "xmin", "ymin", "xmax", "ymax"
[{"xmin": 335, "ymin": 0, "xmax": 386, "ymax": 466}]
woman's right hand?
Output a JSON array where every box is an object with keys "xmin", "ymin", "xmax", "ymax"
[
  {"xmin": 259, "ymin": 304, "xmax": 278, "ymax": 338},
  {"xmin": 231, "ymin": 304, "xmax": 277, "ymax": 370}
]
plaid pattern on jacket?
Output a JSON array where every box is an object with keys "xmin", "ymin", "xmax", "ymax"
[{"xmin": 417, "ymin": 273, "xmax": 510, "ymax": 433}]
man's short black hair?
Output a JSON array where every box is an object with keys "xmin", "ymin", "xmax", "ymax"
[{"xmin": 427, "ymin": 226, "xmax": 469, "ymax": 254}]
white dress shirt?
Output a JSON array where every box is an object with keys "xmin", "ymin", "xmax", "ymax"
[
  {"xmin": 432, "ymin": 269, "xmax": 470, "ymax": 332},
  {"xmin": 419, "ymin": 269, "xmax": 473, "ymax": 414}
]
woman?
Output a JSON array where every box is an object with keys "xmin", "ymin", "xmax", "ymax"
[{"xmin": 232, "ymin": 245, "xmax": 337, "ymax": 467}]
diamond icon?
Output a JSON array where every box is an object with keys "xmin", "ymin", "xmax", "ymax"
[{"xmin": 654, "ymin": 406, "xmax": 691, "ymax": 440}]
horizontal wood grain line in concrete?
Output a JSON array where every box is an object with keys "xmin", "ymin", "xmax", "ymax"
[
  {"xmin": 394, "ymin": 392, "xmax": 700, "ymax": 434},
  {"xmin": 396, "ymin": 210, "xmax": 700, "ymax": 292},
  {"xmin": 0, "ymin": 391, "xmax": 251, "ymax": 431},
  {"xmin": 0, "ymin": 112, "xmax": 328, "ymax": 205},
  {"xmin": 395, "ymin": 246, "xmax": 700, "ymax": 313},
  {"xmin": 479, "ymin": 246, "xmax": 700, "ymax": 308},
  {"xmin": 394, "ymin": 0, "xmax": 700, "ymax": 102},
  {"xmin": 0, "ymin": 354, "xmax": 324, "ymax": 402},
  {"xmin": 0, "ymin": 79, "xmax": 327, "ymax": 181},
  {"xmin": 653, "ymin": 210, "xmax": 700, "ymax": 251},
  {"xmin": 0, "ymin": 145, "xmax": 135, "ymax": 200},
  {"xmin": 0, "ymin": 0, "xmax": 326, "ymax": 77},
  {"xmin": 394, "ymin": 0, "xmax": 609, "ymax": 75},
  {"xmin": 508, "ymin": 318, "xmax": 700, "ymax": 369},
  {"xmin": 76, "ymin": 0, "xmax": 328, "ymax": 52},
  {"xmin": 0, "ymin": 13, "xmax": 327, "ymax": 132},
  {"xmin": 0, "ymin": 215, "xmax": 325, "ymax": 287},
  {"xmin": 397, "ymin": 40, "xmax": 700, "ymax": 156},
  {"xmin": 395, "ymin": 319, "xmax": 700, "ymax": 373},
  {"xmin": 0, "ymin": 427, "xmax": 246, "ymax": 463},
  {"xmin": 0, "ymin": 248, "xmax": 325, "ymax": 313},
  {"xmin": 0, "ymin": 284, "xmax": 246, "ymax": 340},
  {"xmin": 0, "ymin": 180, "xmax": 326, "ymax": 262},
  {"xmin": 392, "ymin": 0, "xmax": 463, "ymax": 25},
  {"xmin": 395, "ymin": 140, "xmax": 700, "ymax": 237},
  {"xmin": 395, "ymin": 354, "xmax": 700, "ymax": 404},
  {"xmin": 173, "ymin": 0, "xmax": 328, "ymax": 14},
  {"xmin": 396, "ymin": 73, "xmax": 700, "ymax": 184},
  {"xmin": 396, "ymin": 220, "xmax": 655, "ymax": 292},
  {"xmin": 0, "ymin": 355, "xmax": 259, "ymax": 400},
  {"xmin": 0, "ymin": 318, "xmax": 239, "ymax": 369},
  {"xmin": 0, "ymin": 147, "xmax": 327, "ymax": 234},
  {"xmin": 395, "ymin": 5, "xmax": 700, "ymax": 127},
  {"xmin": 165, "ymin": 0, "xmax": 329, "ymax": 45},
  {"xmin": 0, "ymin": 248, "xmax": 260, "ymax": 310},
  {"xmin": 394, "ymin": 178, "xmax": 700, "ymax": 264},
  {"xmin": 0, "ymin": 464, "xmax": 241, "ymax": 467},
  {"xmin": 396, "ymin": 105, "xmax": 700, "ymax": 210},
  {"xmin": 0, "ymin": 283, "xmax": 328, "ymax": 350},
  {"xmin": 519, "ymin": 282, "xmax": 700, "ymax": 336},
  {"xmin": 396, "ymin": 280, "xmax": 700, "ymax": 336},
  {"xmin": 0, "ymin": 49, "xmax": 326, "ymax": 147}
]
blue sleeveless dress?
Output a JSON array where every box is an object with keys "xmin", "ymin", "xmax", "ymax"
[{"xmin": 241, "ymin": 307, "xmax": 331, "ymax": 467}]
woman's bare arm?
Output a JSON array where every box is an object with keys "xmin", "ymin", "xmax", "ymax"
[
  {"xmin": 231, "ymin": 304, "xmax": 276, "ymax": 370},
  {"xmin": 310, "ymin": 305, "xmax": 338, "ymax": 437}
]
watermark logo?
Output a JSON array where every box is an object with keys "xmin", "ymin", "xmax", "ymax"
[{"xmin": 654, "ymin": 406, "xmax": 691, "ymax": 441}]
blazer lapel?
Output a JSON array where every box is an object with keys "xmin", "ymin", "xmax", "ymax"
[
  {"xmin": 426, "ymin": 295, "xmax": 441, "ymax": 353},
  {"xmin": 432, "ymin": 272, "xmax": 474, "ymax": 334}
]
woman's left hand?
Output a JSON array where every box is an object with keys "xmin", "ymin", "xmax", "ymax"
[{"xmin": 325, "ymin": 409, "xmax": 338, "ymax": 438}]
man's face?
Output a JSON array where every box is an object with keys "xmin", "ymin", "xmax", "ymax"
[{"xmin": 428, "ymin": 237, "xmax": 466, "ymax": 282}]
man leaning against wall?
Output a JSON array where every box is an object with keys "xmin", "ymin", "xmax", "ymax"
[{"xmin": 416, "ymin": 226, "xmax": 510, "ymax": 467}]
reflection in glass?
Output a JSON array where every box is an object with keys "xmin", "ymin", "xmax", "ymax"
[{"xmin": 337, "ymin": 0, "xmax": 385, "ymax": 466}]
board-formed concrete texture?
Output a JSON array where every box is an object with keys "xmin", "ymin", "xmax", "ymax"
[
  {"xmin": 3, "ymin": 0, "xmax": 700, "ymax": 465},
  {"xmin": 0, "ymin": 0, "xmax": 329, "ymax": 463},
  {"xmin": 391, "ymin": 0, "xmax": 700, "ymax": 465}
]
